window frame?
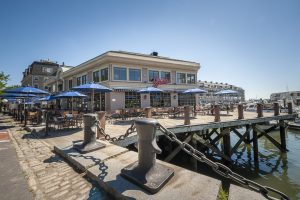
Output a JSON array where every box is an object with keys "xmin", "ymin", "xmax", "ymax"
[
  {"xmin": 176, "ymin": 72, "xmax": 186, "ymax": 84},
  {"xmin": 129, "ymin": 68, "xmax": 141, "ymax": 82},
  {"xmin": 148, "ymin": 70, "xmax": 160, "ymax": 82},
  {"xmin": 113, "ymin": 66, "xmax": 127, "ymax": 81}
]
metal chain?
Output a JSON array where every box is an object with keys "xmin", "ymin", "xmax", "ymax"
[
  {"xmin": 157, "ymin": 123, "xmax": 289, "ymax": 200},
  {"xmin": 96, "ymin": 120, "xmax": 136, "ymax": 142}
]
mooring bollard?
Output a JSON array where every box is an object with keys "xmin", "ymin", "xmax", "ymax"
[
  {"xmin": 121, "ymin": 118, "xmax": 174, "ymax": 194},
  {"xmin": 74, "ymin": 114, "xmax": 105, "ymax": 153},
  {"xmin": 214, "ymin": 104, "xmax": 220, "ymax": 122},
  {"xmin": 145, "ymin": 107, "xmax": 152, "ymax": 118},
  {"xmin": 184, "ymin": 106, "xmax": 191, "ymax": 125},
  {"xmin": 274, "ymin": 102, "xmax": 280, "ymax": 116},
  {"xmin": 97, "ymin": 111, "xmax": 106, "ymax": 139},
  {"xmin": 257, "ymin": 103, "xmax": 263, "ymax": 118},
  {"xmin": 287, "ymin": 102, "xmax": 293, "ymax": 114},
  {"xmin": 238, "ymin": 104, "xmax": 244, "ymax": 119}
]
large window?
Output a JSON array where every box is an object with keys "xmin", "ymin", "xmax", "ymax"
[
  {"xmin": 187, "ymin": 74, "xmax": 196, "ymax": 84},
  {"xmin": 177, "ymin": 73, "xmax": 186, "ymax": 84},
  {"xmin": 101, "ymin": 68, "xmax": 108, "ymax": 81},
  {"xmin": 125, "ymin": 92, "xmax": 141, "ymax": 108},
  {"xmin": 160, "ymin": 71, "xmax": 171, "ymax": 82},
  {"xmin": 81, "ymin": 75, "xmax": 87, "ymax": 84},
  {"xmin": 149, "ymin": 70, "xmax": 159, "ymax": 82},
  {"xmin": 76, "ymin": 77, "xmax": 81, "ymax": 86},
  {"xmin": 68, "ymin": 79, "xmax": 73, "ymax": 89},
  {"xmin": 129, "ymin": 69, "xmax": 141, "ymax": 81},
  {"xmin": 178, "ymin": 93, "xmax": 195, "ymax": 106},
  {"xmin": 114, "ymin": 67, "xmax": 127, "ymax": 80},
  {"xmin": 93, "ymin": 71, "xmax": 100, "ymax": 82},
  {"xmin": 150, "ymin": 93, "xmax": 171, "ymax": 107},
  {"xmin": 42, "ymin": 67, "xmax": 53, "ymax": 73}
]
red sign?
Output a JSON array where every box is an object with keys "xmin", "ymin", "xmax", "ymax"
[{"xmin": 152, "ymin": 79, "xmax": 170, "ymax": 88}]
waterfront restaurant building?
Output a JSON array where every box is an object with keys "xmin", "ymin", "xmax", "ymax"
[{"xmin": 47, "ymin": 51, "xmax": 200, "ymax": 113}]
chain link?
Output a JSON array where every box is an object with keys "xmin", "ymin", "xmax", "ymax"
[
  {"xmin": 96, "ymin": 120, "xmax": 136, "ymax": 142},
  {"xmin": 156, "ymin": 123, "xmax": 289, "ymax": 200}
]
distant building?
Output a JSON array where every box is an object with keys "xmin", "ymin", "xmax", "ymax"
[
  {"xmin": 198, "ymin": 80, "xmax": 245, "ymax": 104},
  {"xmin": 270, "ymin": 91, "xmax": 300, "ymax": 105},
  {"xmin": 45, "ymin": 65, "xmax": 73, "ymax": 93},
  {"xmin": 21, "ymin": 60, "xmax": 72, "ymax": 91}
]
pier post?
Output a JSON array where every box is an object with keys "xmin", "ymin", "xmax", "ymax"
[
  {"xmin": 184, "ymin": 106, "xmax": 191, "ymax": 125},
  {"xmin": 121, "ymin": 118, "xmax": 174, "ymax": 194},
  {"xmin": 287, "ymin": 102, "xmax": 293, "ymax": 114},
  {"xmin": 274, "ymin": 102, "xmax": 280, "ymax": 116},
  {"xmin": 145, "ymin": 107, "xmax": 152, "ymax": 118},
  {"xmin": 214, "ymin": 105, "xmax": 220, "ymax": 122},
  {"xmin": 191, "ymin": 134, "xmax": 198, "ymax": 171},
  {"xmin": 211, "ymin": 104, "xmax": 214, "ymax": 115},
  {"xmin": 245, "ymin": 124, "xmax": 250, "ymax": 144},
  {"xmin": 238, "ymin": 104, "xmax": 244, "ymax": 119},
  {"xmin": 279, "ymin": 120, "xmax": 287, "ymax": 152},
  {"xmin": 257, "ymin": 103, "xmax": 263, "ymax": 118},
  {"xmin": 222, "ymin": 128, "xmax": 231, "ymax": 163},
  {"xmin": 252, "ymin": 125, "xmax": 259, "ymax": 163},
  {"xmin": 73, "ymin": 114, "xmax": 106, "ymax": 153},
  {"xmin": 97, "ymin": 111, "xmax": 106, "ymax": 139}
]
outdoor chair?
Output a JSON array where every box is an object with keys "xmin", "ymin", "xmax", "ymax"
[{"xmin": 27, "ymin": 111, "xmax": 38, "ymax": 125}]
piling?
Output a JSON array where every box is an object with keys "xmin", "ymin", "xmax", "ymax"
[
  {"xmin": 238, "ymin": 104, "xmax": 244, "ymax": 119},
  {"xmin": 145, "ymin": 107, "xmax": 152, "ymax": 118},
  {"xmin": 222, "ymin": 128, "xmax": 231, "ymax": 163},
  {"xmin": 245, "ymin": 124, "xmax": 250, "ymax": 144},
  {"xmin": 257, "ymin": 103, "xmax": 263, "ymax": 118},
  {"xmin": 279, "ymin": 120, "xmax": 287, "ymax": 152},
  {"xmin": 184, "ymin": 106, "xmax": 191, "ymax": 125},
  {"xmin": 214, "ymin": 105, "xmax": 220, "ymax": 122},
  {"xmin": 252, "ymin": 126, "xmax": 259, "ymax": 163},
  {"xmin": 288, "ymin": 102, "xmax": 293, "ymax": 114},
  {"xmin": 274, "ymin": 102, "xmax": 280, "ymax": 116}
]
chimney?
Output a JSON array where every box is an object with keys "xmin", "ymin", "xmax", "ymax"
[{"xmin": 151, "ymin": 52, "xmax": 158, "ymax": 56}]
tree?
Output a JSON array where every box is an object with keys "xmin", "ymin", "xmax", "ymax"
[{"xmin": 0, "ymin": 71, "xmax": 10, "ymax": 93}]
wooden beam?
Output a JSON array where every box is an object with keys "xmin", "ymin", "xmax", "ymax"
[
  {"xmin": 252, "ymin": 125, "xmax": 259, "ymax": 163},
  {"xmin": 164, "ymin": 134, "xmax": 193, "ymax": 162},
  {"xmin": 231, "ymin": 130, "xmax": 249, "ymax": 156}
]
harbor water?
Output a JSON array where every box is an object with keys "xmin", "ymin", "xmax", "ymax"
[{"xmin": 171, "ymin": 128, "xmax": 300, "ymax": 199}]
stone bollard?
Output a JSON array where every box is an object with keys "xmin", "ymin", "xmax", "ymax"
[
  {"xmin": 274, "ymin": 102, "xmax": 280, "ymax": 116},
  {"xmin": 211, "ymin": 105, "xmax": 214, "ymax": 115},
  {"xmin": 238, "ymin": 104, "xmax": 244, "ymax": 119},
  {"xmin": 184, "ymin": 106, "xmax": 191, "ymax": 125},
  {"xmin": 121, "ymin": 118, "xmax": 174, "ymax": 194},
  {"xmin": 288, "ymin": 102, "xmax": 293, "ymax": 114},
  {"xmin": 97, "ymin": 111, "xmax": 106, "ymax": 139},
  {"xmin": 214, "ymin": 105, "xmax": 220, "ymax": 122},
  {"xmin": 145, "ymin": 107, "xmax": 152, "ymax": 118},
  {"xmin": 257, "ymin": 103, "xmax": 263, "ymax": 118},
  {"xmin": 230, "ymin": 104, "xmax": 234, "ymax": 112},
  {"xmin": 74, "ymin": 114, "xmax": 105, "ymax": 153}
]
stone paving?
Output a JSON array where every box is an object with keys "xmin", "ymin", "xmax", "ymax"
[{"xmin": 4, "ymin": 115, "xmax": 108, "ymax": 200}]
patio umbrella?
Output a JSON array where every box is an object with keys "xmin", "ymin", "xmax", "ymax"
[
  {"xmin": 54, "ymin": 91, "xmax": 87, "ymax": 112},
  {"xmin": 4, "ymin": 86, "xmax": 49, "ymax": 95},
  {"xmin": 38, "ymin": 95, "xmax": 56, "ymax": 101},
  {"xmin": 0, "ymin": 93, "xmax": 37, "ymax": 98},
  {"xmin": 215, "ymin": 89, "xmax": 238, "ymax": 95},
  {"xmin": 182, "ymin": 88, "xmax": 207, "ymax": 94},
  {"xmin": 72, "ymin": 82, "xmax": 112, "ymax": 112},
  {"xmin": 138, "ymin": 86, "xmax": 163, "ymax": 93}
]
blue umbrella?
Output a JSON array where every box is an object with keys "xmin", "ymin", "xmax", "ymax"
[
  {"xmin": 215, "ymin": 90, "xmax": 238, "ymax": 95},
  {"xmin": 38, "ymin": 95, "xmax": 56, "ymax": 101},
  {"xmin": 138, "ymin": 86, "xmax": 163, "ymax": 93},
  {"xmin": 54, "ymin": 91, "xmax": 87, "ymax": 112},
  {"xmin": 72, "ymin": 82, "xmax": 112, "ymax": 112},
  {"xmin": 4, "ymin": 86, "xmax": 49, "ymax": 95},
  {"xmin": 0, "ymin": 93, "xmax": 37, "ymax": 98},
  {"xmin": 182, "ymin": 88, "xmax": 207, "ymax": 94}
]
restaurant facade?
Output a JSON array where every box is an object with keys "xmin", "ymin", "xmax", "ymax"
[{"xmin": 46, "ymin": 51, "xmax": 200, "ymax": 113}]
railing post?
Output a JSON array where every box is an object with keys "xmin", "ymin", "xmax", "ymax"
[
  {"xmin": 274, "ymin": 102, "xmax": 279, "ymax": 116},
  {"xmin": 184, "ymin": 106, "xmax": 191, "ymax": 125},
  {"xmin": 279, "ymin": 120, "xmax": 287, "ymax": 152},
  {"xmin": 287, "ymin": 102, "xmax": 293, "ymax": 114},
  {"xmin": 74, "ymin": 114, "xmax": 105, "ymax": 153},
  {"xmin": 257, "ymin": 103, "xmax": 263, "ymax": 118},
  {"xmin": 97, "ymin": 111, "xmax": 106, "ymax": 139},
  {"xmin": 145, "ymin": 107, "xmax": 152, "ymax": 118},
  {"xmin": 121, "ymin": 118, "xmax": 174, "ymax": 194},
  {"xmin": 214, "ymin": 104, "xmax": 220, "ymax": 122},
  {"xmin": 238, "ymin": 104, "xmax": 244, "ymax": 120}
]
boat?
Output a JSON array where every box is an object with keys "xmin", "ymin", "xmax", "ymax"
[{"xmin": 288, "ymin": 119, "xmax": 300, "ymax": 130}]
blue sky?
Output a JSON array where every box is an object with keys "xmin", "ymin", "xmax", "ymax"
[{"xmin": 0, "ymin": 0, "xmax": 299, "ymax": 99}]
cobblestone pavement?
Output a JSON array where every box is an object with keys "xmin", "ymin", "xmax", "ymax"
[{"xmin": 3, "ymin": 115, "xmax": 109, "ymax": 200}]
